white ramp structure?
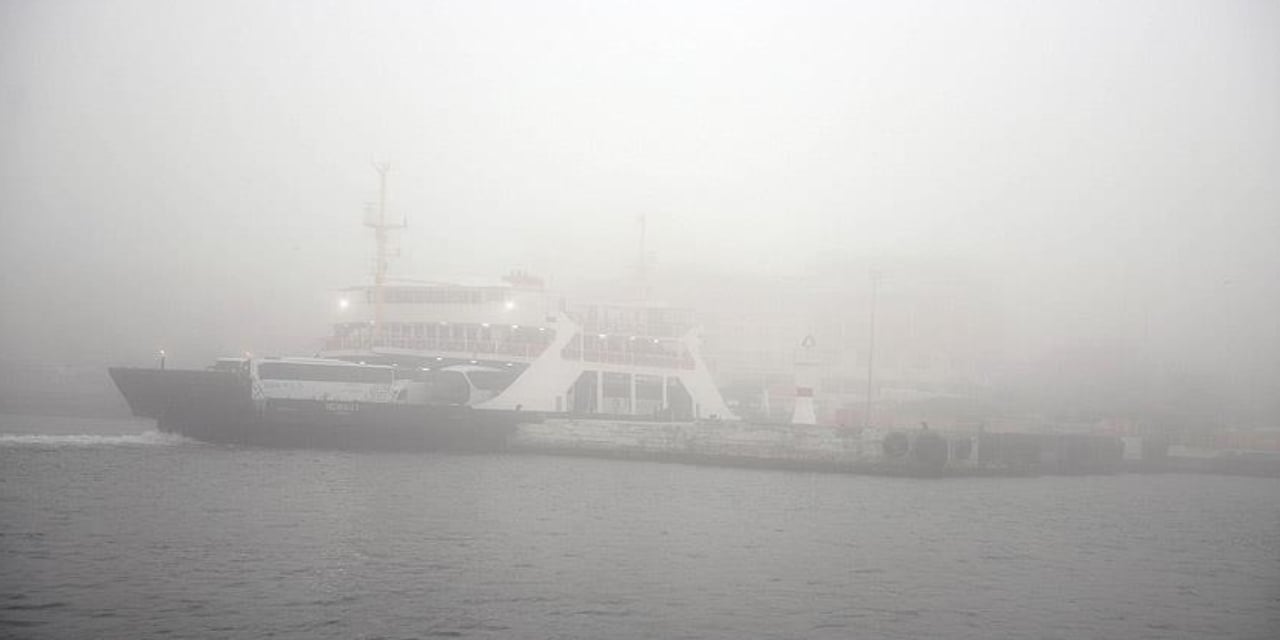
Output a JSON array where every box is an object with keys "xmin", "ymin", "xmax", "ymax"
[{"xmin": 479, "ymin": 312, "xmax": 735, "ymax": 420}]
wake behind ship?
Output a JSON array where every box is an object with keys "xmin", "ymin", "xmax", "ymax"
[{"xmin": 109, "ymin": 358, "xmax": 525, "ymax": 451}]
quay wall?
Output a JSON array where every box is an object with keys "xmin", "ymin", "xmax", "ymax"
[{"xmin": 508, "ymin": 418, "xmax": 1127, "ymax": 477}]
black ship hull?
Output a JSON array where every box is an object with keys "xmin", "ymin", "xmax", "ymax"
[{"xmin": 108, "ymin": 367, "xmax": 526, "ymax": 451}]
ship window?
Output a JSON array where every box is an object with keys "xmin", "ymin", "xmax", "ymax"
[
  {"xmin": 382, "ymin": 288, "xmax": 488, "ymax": 305},
  {"xmin": 602, "ymin": 372, "xmax": 630, "ymax": 397},
  {"xmin": 258, "ymin": 362, "xmax": 393, "ymax": 384}
]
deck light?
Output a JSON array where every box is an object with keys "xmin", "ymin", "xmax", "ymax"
[{"xmin": 338, "ymin": 298, "xmax": 350, "ymax": 310}]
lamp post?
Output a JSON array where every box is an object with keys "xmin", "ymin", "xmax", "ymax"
[
  {"xmin": 864, "ymin": 269, "xmax": 882, "ymax": 429},
  {"xmin": 158, "ymin": 349, "xmax": 166, "ymax": 371}
]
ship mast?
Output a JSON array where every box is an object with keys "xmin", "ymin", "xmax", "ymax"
[{"xmin": 365, "ymin": 162, "xmax": 404, "ymax": 345}]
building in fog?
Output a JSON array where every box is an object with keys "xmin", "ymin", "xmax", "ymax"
[{"xmin": 651, "ymin": 260, "xmax": 1004, "ymax": 427}]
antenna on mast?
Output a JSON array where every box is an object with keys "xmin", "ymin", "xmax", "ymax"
[{"xmin": 365, "ymin": 162, "xmax": 404, "ymax": 345}]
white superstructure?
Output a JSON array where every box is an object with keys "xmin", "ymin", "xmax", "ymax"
[{"xmin": 318, "ymin": 272, "xmax": 735, "ymax": 420}]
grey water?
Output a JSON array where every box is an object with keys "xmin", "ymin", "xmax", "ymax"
[{"xmin": 2, "ymin": 414, "xmax": 1278, "ymax": 639}]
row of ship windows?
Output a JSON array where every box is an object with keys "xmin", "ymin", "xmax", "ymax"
[
  {"xmin": 335, "ymin": 323, "xmax": 554, "ymax": 342},
  {"xmin": 365, "ymin": 289, "xmax": 508, "ymax": 305},
  {"xmin": 258, "ymin": 362, "xmax": 393, "ymax": 384}
]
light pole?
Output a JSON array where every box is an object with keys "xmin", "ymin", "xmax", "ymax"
[{"xmin": 864, "ymin": 269, "xmax": 882, "ymax": 429}]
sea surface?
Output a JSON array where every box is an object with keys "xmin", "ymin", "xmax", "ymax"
[{"xmin": 2, "ymin": 413, "xmax": 1278, "ymax": 639}]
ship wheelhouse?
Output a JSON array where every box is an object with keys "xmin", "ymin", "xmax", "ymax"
[{"xmin": 322, "ymin": 274, "xmax": 563, "ymax": 370}]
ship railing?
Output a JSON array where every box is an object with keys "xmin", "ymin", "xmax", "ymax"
[
  {"xmin": 560, "ymin": 348, "xmax": 696, "ymax": 370},
  {"xmin": 576, "ymin": 324, "xmax": 687, "ymax": 339},
  {"xmin": 324, "ymin": 336, "xmax": 551, "ymax": 359}
]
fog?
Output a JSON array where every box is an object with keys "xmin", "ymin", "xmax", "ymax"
[{"xmin": 2, "ymin": 0, "xmax": 1277, "ymax": 424}]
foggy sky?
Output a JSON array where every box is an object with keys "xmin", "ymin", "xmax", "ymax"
[{"xmin": 1, "ymin": 1, "xmax": 1277, "ymax": 391}]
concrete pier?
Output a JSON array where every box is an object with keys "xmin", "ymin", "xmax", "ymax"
[{"xmin": 507, "ymin": 418, "xmax": 1128, "ymax": 477}]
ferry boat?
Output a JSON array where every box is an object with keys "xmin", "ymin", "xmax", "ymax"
[
  {"xmin": 108, "ymin": 277, "xmax": 737, "ymax": 451},
  {"xmin": 108, "ymin": 165, "xmax": 735, "ymax": 451}
]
